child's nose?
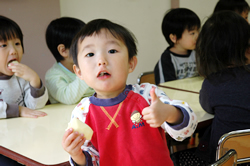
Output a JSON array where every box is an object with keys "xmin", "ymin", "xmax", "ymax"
[
  {"xmin": 98, "ymin": 56, "xmax": 108, "ymax": 66},
  {"xmin": 10, "ymin": 46, "xmax": 17, "ymax": 55}
]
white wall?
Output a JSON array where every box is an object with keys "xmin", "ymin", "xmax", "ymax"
[
  {"xmin": 60, "ymin": 0, "xmax": 170, "ymax": 84},
  {"xmin": 0, "ymin": 0, "xmax": 60, "ymax": 84},
  {"xmin": 180, "ymin": 0, "xmax": 250, "ymax": 24},
  {"xmin": 60, "ymin": 0, "xmax": 250, "ymax": 84}
]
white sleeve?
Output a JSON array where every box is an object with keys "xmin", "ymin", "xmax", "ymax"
[
  {"xmin": 132, "ymin": 83, "xmax": 198, "ymax": 141},
  {"xmin": 0, "ymin": 101, "xmax": 7, "ymax": 119}
]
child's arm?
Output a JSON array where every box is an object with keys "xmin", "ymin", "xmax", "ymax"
[
  {"xmin": 9, "ymin": 62, "xmax": 41, "ymax": 88},
  {"xmin": 135, "ymin": 83, "xmax": 197, "ymax": 141},
  {"xmin": 45, "ymin": 68, "xmax": 94, "ymax": 105},
  {"xmin": 0, "ymin": 102, "xmax": 19, "ymax": 118},
  {"xmin": 199, "ymin": 81, "xmax": 214, "ymax": 114},
  {"xmin": 9, "ymin": 62, "xmax": 49, "ymax": 109},
  {"xmin": 62, "ymin": 128, "xmax": 87, "ymax": 166},
  {"xmin": 19, "ymin": 106, "xmax": 47, "ymax": 118},
  {"xmin": 142, "ymin": 87, "xmax": 183, "ymax": 127},
  {"xmin": 0, "ymin": 101, "xmax": 46, "ymax": 118},
  {"xmin": 155, "ymin": 52, "xmax": 177, "ymax": 84}
]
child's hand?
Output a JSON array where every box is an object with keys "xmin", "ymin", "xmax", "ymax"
[
  {"xmin": 19, "ymin": 106, "xmax": 47, "ymax": 118},
  {"xmin": 62, "ymin": 128, "xmax": 86, "ymax": 165},
  {"xmin": 142, "ymin": 87, "xmax": 184, "ymax": 127},
  {"xmin": 142, "ymin": 87, "xmax": 169, "ymax": 128},
  {"xmin": 9, "ymin": 62, "xmax": 41, "ymax": 88}
]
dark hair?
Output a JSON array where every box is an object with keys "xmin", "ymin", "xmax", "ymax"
[
  {"xmin": 70, "ymin": 19, "xmax": 137, "ymax": 67},
  {"xmin": 161, "ymin": 8, "xmax": 200, "ymax": 47},
  {"xmin": 0, "ymin": 15, "xmax": 24, "ymax": 52},
  {"xmin": 213, "ymin": 0, "xmax": 249, "ymax": 14},
  {"xmin": 196, "ymin": 11, "xmax": 250, "ymax": 78},
  {"xmin": 45, "ymin": 17, "xmax": 85, "ymax": 62}
]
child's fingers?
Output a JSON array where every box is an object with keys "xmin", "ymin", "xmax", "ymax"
[
  {"xmin": 62, "ymin": 128, "xmax": 74, "ymax": 146},
  {"xmin": 150, "ymin": 87, "xmax": 157, "ymax": 102},
  {"xmin": 142, "ymin": 107, "xmax": 150, "ymax": 116},
  {"xmin": 69, "ymin": 133, "xmax": 85, "ymax": 149},
  {"xmin": 32, "ymin": 110, "xmax": 47, "ymax": 117},
  {"xmin": 22, "ymin": 113, "xmax": 38, "ymax": 118},
  {"xmin": 64, "ymin": 132, "xmax": 85, "ymax": 154}
]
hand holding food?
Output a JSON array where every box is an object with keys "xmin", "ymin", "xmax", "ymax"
[{"xmin": 66, "ymin": 117, "xmax": 93, "ymax": 140}]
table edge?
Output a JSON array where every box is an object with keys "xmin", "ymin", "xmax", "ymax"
[
  {"xmin": 0, "ymin": 146, "xmax": 70, "ymax": 166},
  {"xmin": 158, "ymin": 85, "xmax": 199, "ymax": 94}
]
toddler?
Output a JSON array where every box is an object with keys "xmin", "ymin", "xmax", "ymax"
[
  {"xmin": 62, "ymin": 19, "xmax": 197, "ymax": 166},
  {"xmin": 0, "ymin": 15, "xmax": 48, "ymax": 119}
]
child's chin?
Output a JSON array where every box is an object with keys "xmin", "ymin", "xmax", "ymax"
[{"xmin": 5, "ymin": 71, "xmax": 15, "ymax": 76}]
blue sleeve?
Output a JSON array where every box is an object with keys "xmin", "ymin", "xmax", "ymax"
[{"xmin": 166, "ymin": 105, "xmax": 189, "ymax": 130}]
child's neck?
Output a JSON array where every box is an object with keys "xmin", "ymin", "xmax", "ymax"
[
  {"xmin": 95, "ymin": 85, "xmax": 127, "ymax": 99},
  {"xmin": 60, "ymin": 60, "xmax": 74, "ymax": 73},
  {"xmin": 170, "ymin": 46, "xmax": 189, "ymax": 55}
]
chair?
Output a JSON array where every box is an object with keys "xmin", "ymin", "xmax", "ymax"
[
  {"xmin": 216, "ymin": 129, "xmax": 250, "ymax": 164},
  {"xmin": 210, "ymin": 149, "xmax": 237, "ymax": 166},
  {"xmin": 137, "ymin": 71, "xmax": 155, "ymax": 84}
]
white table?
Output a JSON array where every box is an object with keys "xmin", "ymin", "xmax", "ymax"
[
  {"xmin": 158, "ymin": 87, "xmax": 214, "ymax": 123},
  {"xmin": 159, "ymin": 76, "xmax": 204, "ymax": 93},
  {"xmin": 0, "ymin": 103, "xmax": 77, "ymax": 166}
]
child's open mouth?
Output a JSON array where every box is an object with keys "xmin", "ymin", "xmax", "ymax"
[
  {"xmin": 98, "ymin": 71, "xmax": 111, "ymax": 78},
  {"xmin": 7, "ymin": 60, "xmax": 18, "ymax": 67}
]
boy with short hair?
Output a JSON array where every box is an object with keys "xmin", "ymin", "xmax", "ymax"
[
  {"xmin": 154, "ymin": 8, "xmax": 200, "ymax": 85},
  {"xmin": 0, "ymin": 15, "xmax": 48, "ymax": 119},
  {"xmin": 62, "ymin": 19, "xmax": 197, "ymax": 166},
  {"xmin": 45, "ymin": 17, "xmax": 94, "ymax": 105}
]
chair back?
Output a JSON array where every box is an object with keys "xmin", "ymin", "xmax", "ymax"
[
  {"xmin": 210, "ymin": 149, "xmax": 237, "ymax": 166},
  {"xmin": 216, "ymin": 129, "xmax": 250, "ymax": 164},
  {"xmin": 137, "ymin": 71, "xmax": 155, "ymax": 84}
]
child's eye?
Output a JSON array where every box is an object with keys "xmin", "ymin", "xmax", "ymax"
[
  {"xmin": 0, "ymin": 44, "xmax": 6, "ymax": 48},
  {"xmin": 15, "ymin": 42, "xmax": 21, "ymax": 46},
  {"xmin": 86, "ymin": 53, "xmax": 94, "ymax": 57},
  {"xmin": 108, "ymin": 49, "xmax": 117, "ymax": 54}
]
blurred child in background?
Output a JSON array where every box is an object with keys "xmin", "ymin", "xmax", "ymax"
[
  {"xmin": 45, "ymin": 17, "xmax": 94, "ymax": 105},
  {"xmin": 154, "ymin": 8, "xmax": 200, "ymax": 85},
  {"xmin": 0, "ymin": 15, "xmax": 48, "ymax": 166},
  {"xmin": 195, "ymin": 11, "xmax": 250, "ymax": 164},
  {"xmin": 213, "ymin": 0, "xmax": 249, "ymax": 22}
]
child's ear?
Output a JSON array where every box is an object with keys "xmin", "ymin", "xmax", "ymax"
[
  {"xmin": 169, "ymin": 34, "xmax": 177, "ymax": 44},
  {"xmin": 245, "ymin": 47, "xmax": 250, "ymax": 64},
  {"xmin": 57, "ymin": 44, "xmax": 68, "ymax": 58},
  {"xmin": 73, "ymin": 64, "xmax": 83, "ymax": 80},
  {"xmin": 128, "ymin": 56, "xmax": 137, "ymax": 73}
]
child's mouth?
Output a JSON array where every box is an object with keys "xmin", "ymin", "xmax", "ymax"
[
  {"xmin": 98, "ymin": 72, "xmax": 110, "ymax": 77},
  {"xmin": 7, "ymin": 60, "xmax": 18, "ymax": 67},
  {"xmin": 98, "ymin": 71, "xmax": 111, "ymax": 78}
]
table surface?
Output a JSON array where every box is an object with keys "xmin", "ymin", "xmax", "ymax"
[
  {"xmin": 158, "ymin": 87, "xmax": 214, "ymax": 123},
  {"xmin": 159, "ymin": 76, "xmax": 204, "ymax": 93},
  {"xmin": 0, "ymin": 103, "xmax": 76, "ymax": 166}
]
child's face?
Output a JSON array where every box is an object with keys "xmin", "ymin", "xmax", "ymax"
[
  {"xmin": 74, "ymin": 29, "xmax": 137, "ymax": 99},
  {"xmin": 240, "ymin": 10, "xmax": 249, "ymax": 23},
  {"xmin": 176, "ymin": 28, "xmax": 199, "ymax": 51},
  {"xmin": 0, "ymin": 38, "xmax": 23, "ymax": 76}
]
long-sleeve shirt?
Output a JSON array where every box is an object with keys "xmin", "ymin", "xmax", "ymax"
[
  {"xmin": 197, "ymin": 65, "xmax": 250, "ymax": 163},
  {"xmin": 0, "ymin": 75, "xmax": 48, "ymax": 118},
  {"xmin": 69, "ymin": 83, "xmax": 198, "ymax": 166},
  {"xmin": 45, "ymin": 62, "xmax": 94, "ymax": 105},
  {"xmin": 154, "ymin": 47, "xmax": 198, "ymax": 85}
]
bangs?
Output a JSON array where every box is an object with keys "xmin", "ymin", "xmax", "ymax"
[{"xmin": 0, "ymin": 27, "xmax": 21, "ymax": 41}]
